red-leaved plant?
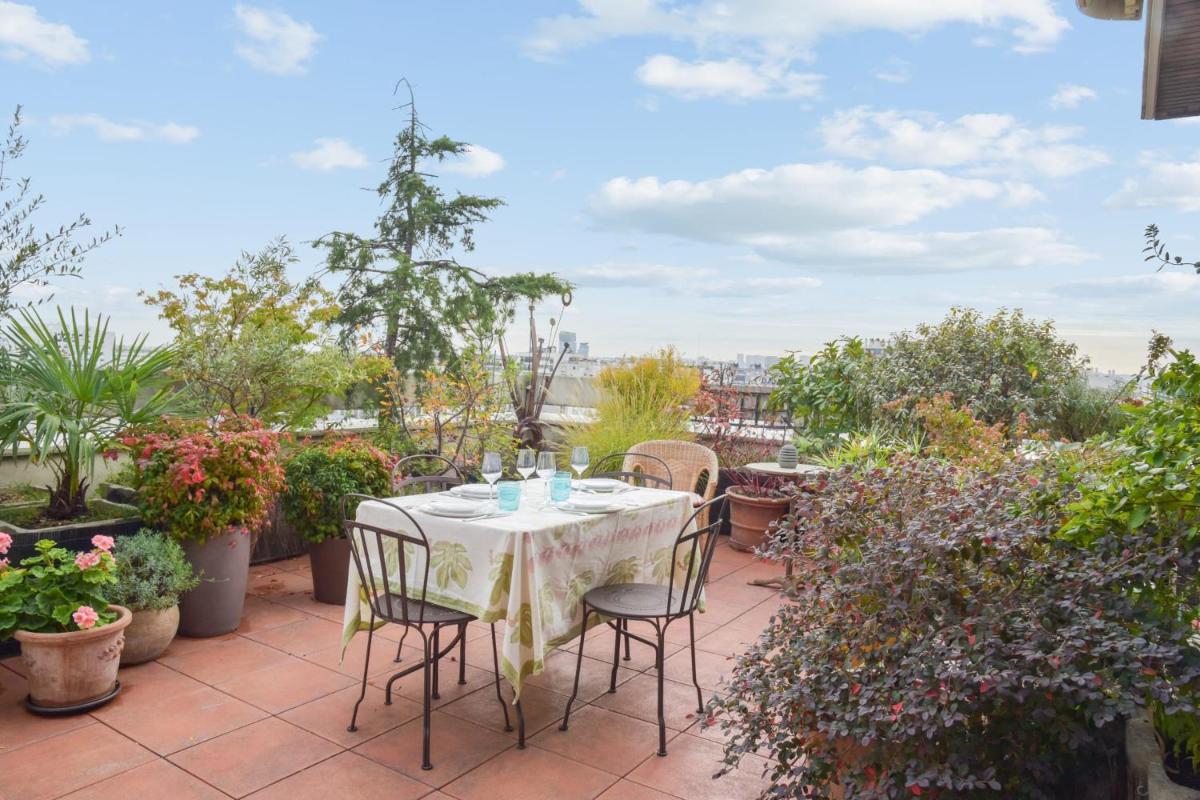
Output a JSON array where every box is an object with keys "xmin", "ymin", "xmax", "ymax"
[
  {"xmin": 707, "ymin": 455, "xmax": 1200, "ymax": 798},
  {"xmin": 126, "ymin": 415, "xmax": 285, "ymax": 543}
]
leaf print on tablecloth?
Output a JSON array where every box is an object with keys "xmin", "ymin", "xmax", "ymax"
[
  {"xmin": 509, "ymin": 602, "xmax": 534, "ymax": 648},
  {"xmin": 538, "ymin": 582, "xmax": 557, "ymax": 626},
  {"xmin": 430, "ymin": 541, "xmax": 472, "ymax": 589},
  {"xmin": 564, "ymin": 570, "xmax": 593, "ymax": 615},
  {"xmin": 488, "ymin": 552, "xmax": 513, "ymax": 608},
  {"xmin": 650, "ymin": 547, "xmax": 674, "ymax": 583},
  {"xmin": 605, "ymin": 556, "xmax": 639, "ymax": 586}
]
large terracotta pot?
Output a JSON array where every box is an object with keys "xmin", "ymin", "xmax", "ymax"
[
  {"xmin": 15, "ymin": 604, "xmax": 131, "ymax": 711},
  {"xmin": 179, "ymin": 529, "xmax": 252, "ymax": 637},
  {"xmin": 120, "ymin": 605, "xmax": 180, "ymax": 665},
  {"xmin": 728, "ymin": 491, "xmax": 791, "ymax": 552},
  {"xmin": 309, "ymin": 537, "xmax": 350, "ymax": 605}
]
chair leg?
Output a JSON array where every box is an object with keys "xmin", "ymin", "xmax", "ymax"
[
  {"xmin": 347, "ymin": 617, "xmax": 375, "ymax": 732},
  {"xmin": 490, "ymin": 623, "xmax": 513, "ymax": 732},
  {"xmin": 622, "ymin": 619, "xmax": 631, "ymax": 661},
  {"xmin": 609, "ymin": 617, "xmax": 621, "ymax": 694},
  {"xmin": 421, "ymin": 634, "xmax": 433, "ymax": 771},
  {"xmin": 393, "ymin": 624, "xmax": 410, "ymax": 663},
  {"xmin": 431, "ymin": 626, "xmax": 441, "ymax": 700},
  {"xmin": 560, "ymin": 607, "xmax": 591, "ymax": 731},
  {"xmin": 655, "ymin": 628, "xmax": 667, "ymax": 757},
  {"xmin": 515, "ymin": 697, "xmax": 526, "ymax": 749},
  {"xmin": 688, "ymin": 613, "xmax": 704, "ymax": 714},
  {"xmin": 458, "ymin": 622, "xmax": 467, "ymax": 685}
]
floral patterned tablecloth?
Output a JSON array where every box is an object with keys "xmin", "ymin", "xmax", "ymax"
[{"xmin": 340, "ymin": 481, "xmax": 697, "ymax": 698}]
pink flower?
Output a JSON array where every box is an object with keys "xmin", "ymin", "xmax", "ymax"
[
  {"xmin": 74, "ymin": 551, "xmax": 102, "ymax": 570},
  {"xmin": 72, "ymin": 606, "xmax": 99, "ymax": 630},
  {"xmin": 0, "ymin": 531, "xmax": 11, "ymax": 555},
  {"xmin": 0, "ymin": 558, "xmax": 8, "ymax": 570},
  {"xmin": 91, "ymin": 535, "xmax": 115, "ymax": 552}
]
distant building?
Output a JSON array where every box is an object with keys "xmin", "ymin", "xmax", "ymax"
[{"xmin": 558, "ymin": 331, "xmax": 578, "ymax": 355}]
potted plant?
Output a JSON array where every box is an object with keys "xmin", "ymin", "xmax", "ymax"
[
  {"xmin": 109, "ymin": 530, "xmax": 199, "ymax": 664},
  {"xmin": 0, "ymin": 308, "xmax": 174, "ymax": 552},
  {"xmin": 280, "ymin": 437, "xmax": 391, "ymax": 604},
  {"xmin": 128, "ymin": 415, "xmax": 284, "ymax": 637},
  {"xmin": 726, "ymin": 470, "xmax": 796, "ymax": 552},
  {"xmin": 0, "ymin": 533, "xmax": 131, "ymax": 713}
]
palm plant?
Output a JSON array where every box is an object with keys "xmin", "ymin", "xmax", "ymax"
[{"xmin": 0, "ymin": 307, "xmax": 175, "ymax": 519}]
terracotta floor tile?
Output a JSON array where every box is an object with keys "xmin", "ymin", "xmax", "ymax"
[
  {"xmin": 168, "ymin": 717, "xmax": 340, "ymax": 798},
  {"xmin": 370, "ymin": 661, "xmax": 496, "ymax": 709},
  {"xmin": 249, "ymin": 563, "xmax": 283, "ymax": 579},
  {"xmin": 272, "ymin": 555, "xmax": 310, "ymax": 573},
  {"xmin": 274, "ymin": 593, "xmax": 348, "ymax": 622},
  {"xmin": 729, "ymin": 599, "xmax": 787, "ymax": 630},
  {"xmin": 439, "ymin": 683, "xmax": 565, "ymax": 739},
  {"xmin": 442, "ymin": 745, "xmax": 617, "ymax": 800},
  {"xmin": 596, "ymin": 780, "xmax": 680, "ymax": 800},
  {"xmin": 525, "ymin": 649, "xmax": 638, "ymax": 702},
  {"xmin": 247, "ymin": 568, "xmax": 314, "ymax": 598},
  {"xmin": 722, "ymin": 558, "xmax": 790, "ymax": 584},
  {"xmin": 239, "ymin": 594, "xmax": 309, "ymax": 634},
  {"xmin": 702, "ymin": 579, "xmax": 777, "ymax": 610},
  {"xmin": 565, "ymin": 623, "xmax": 686, "ymax": 673},
  {"xmin": 281, "ymin": 683, "xmax": 422, "ymax": 747},
  {"xmin": 353, "ymin": 710, "xmax": 513, "ymax": 786},
  {"xmin": 159, "ymin": 635, "xmax": 292, "ymax": 685},
  {"xmin": 626, "ymin": 733, "xmax": 771, "ymax": 800},
  {"xmin": 57, "ymin": 758, "xmax": 227, "ymax": 799},
  {"xmin": 531, "ymin": 704, "xmax": 669, "ymax": 775},
  {"xmin": 662, "ymin": 647, "xmax": 736, "ymax": 693},
  {"xmin": 215, "ymin": 656, "xmax": 355, "ymax": 714},
  {"xmin": 0, "ymin": 723, "xmax": 154, "ymax": 800},
  {"xmin": 0, "ymin": 667, "xmax": 94, "ymax": 753},
  {"xmin": 301, "ymin": 634, "xmax": 425, "ymax": 679},
  {"xmin": 1, "ymin": 654, "xmax": 26, "ymax": 676},
  {"xmin": 694, "ymin": 622, "xmax": 763, "ymax": 657},
  {"xmin": 245, "ymin": 751, "xmax": 429, "ymax": 800},
  {"xmin": 591, "ymin": 673, "xmax": 707, "ymax": 732},
  {"xmin": 94, "ymin": 684, "xmax": 267, "ymax": 755},
  {"xmin": 244, "ymin": 615, "xmax": 346, "ymax": 656},
  {"xmin": 158, "ymin": 631, "xmax": 240, "ymax": 658},
  {"xmin": 94, "ymin": 660, "xmax": 208, "ymax": 710}
]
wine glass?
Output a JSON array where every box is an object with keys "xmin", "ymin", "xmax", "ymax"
[
  {"xmin": 536, "ymin": 451, "xmax": 556, "ymax": 481},
  {"xmin": 481, "ymin": 452, "xmax": 502, "ymax": 500},
  {"xmin": 516, "ymin": 449, "xmax": 535, "ymax": 494},
  {"xmin": 570, "ymin": 446, "xmax": 589, "ymax": 479}
]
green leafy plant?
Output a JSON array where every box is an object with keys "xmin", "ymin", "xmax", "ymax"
[
  {"xmin": 0, "ymin": 307, "xmax": 175, "ymax": 519},
  {"xmin": 912, "ymin": 392, "xmax": 1019, "ymax": 473},
  {"xmin": 710, "ymin": 456, "xmax": 1200, "ymax": 798},
  {"xmin": 281, "ymin": 437, "xmax": 392, "ymax": 543},
  {"xmin": 813, "ymin": 424, "xmax": 924, "ymax": 471},
  {"xmin": 0, "ymin": 535, "xmax": 118, "ymax": 638},
  {"xmin": 127, "ymin": 415, "xmax": 285, "ymax": 543},
  {"xmin": 769, "ymin": 337, "xmax": 875, "ymax": 446},
  {"xmin": 109, "ymin": 530, "xmax": 199, "ymax": 611},
  {"xmin": 1048, "ymin": 378, "xmax": 1133, "ymax": 442}
]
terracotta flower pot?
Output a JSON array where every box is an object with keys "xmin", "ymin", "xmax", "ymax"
[
  {"xmin": 15, "ymin": 604, "xmax": 131, "ymax": 711},
  {"xmin": 179, "ymin": 528, "xmax": 252, "ymax": 637},
  {"xmin": 309, "ymin": 537, "xmax": 350, "ymax": 605},
  {"xmin": 120, "ymin": 605, "xmax": 180, "ymax": 665},
  {"xmin": 728, "ymin": 491, "xmax": 791, "ymax": 552}
]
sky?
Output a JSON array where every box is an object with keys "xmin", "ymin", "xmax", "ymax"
[{"xmin": 2, "ymin": 0, "xmax": 1198, "ymax": 372}]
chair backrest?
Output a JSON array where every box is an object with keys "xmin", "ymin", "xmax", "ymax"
[
  {"xmin": 589, "ymin": 451, "xmax": 673, "ymax": 489},
  {"xmin": 666, "ymin": 494, "xmax": 728, "ymax": 617},
  {"xmin": 625, "ymin": 440, "xmax": 718, "ymax": 501},
  {"xmin": 341, "ymin": 493, "xmax": 432, "ymax": 626},
  {"xmin": 391, "ymin": 454, "xmax": 464, "ymax": 495}
]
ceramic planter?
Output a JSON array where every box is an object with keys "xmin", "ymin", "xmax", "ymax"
[
  {"xmin": 728, "ymin": 490, "xmax": 791, "ymax": 552},
  {"xmin": 178, "ymin": 528, "xmax": 252, "ymax": 637},
  {"xmin": 309, "ymin": 537, "xmax": 350, "ymax": 605},
  {"xmin": 15, "ymin": 604, "xmax": 131, "ymax": 712},
  {"xmin": 120, "ymin": 605, "xmax": 180, "ymax": 665}
]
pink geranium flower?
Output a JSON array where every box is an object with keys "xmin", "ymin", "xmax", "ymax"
[
  {"xmin": 0, "ymin": 531, "xmax": 11, "ymax": 555},
  {"xmin": 91, "ymin": 535, "xmax": 115, "ymax": 552},
  {"xmin": 72, "ymin": 606, "xmax": 99, "ymax": 630},
  {"xmin": 74, "ymin": 551, "xmax": 101, "ymax": 570},
  {"xmin": 0, "ymin": 558, "xmax": 8, "ymax": 570}
]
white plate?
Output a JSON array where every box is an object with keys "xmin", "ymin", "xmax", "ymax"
[
  {"xmin": 559, "ymin": 497, "xmax": 622, "ymax": 514},
  {"xmin": 450, "ymin": 484, "xmax": 496, "ymax": 500},
  {"xmin": 575, "ymin": 478, "xmax": 628, "ymax": 493},
  {"xmin": 421, "ymin": 499, "xmax": 484, "ymax": 518}
]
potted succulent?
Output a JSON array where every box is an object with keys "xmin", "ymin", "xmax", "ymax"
[
  {"xmin": 109, "ymin": 530, "xmax": 199, "ymax": 664},
  {"xmin": 128, "ymin": 415, "xmax": 284, "ymax": 637},
  {"xmin": 281, "ymin": 437, "xmax": 391, "ymax": 603},
  {"xmin": 0, "ymin": 533, "xmax": 131, "ymax": 712},
  {"xmin": 726, "ymin": 470, "xmax": 797, "ymax": 552}
]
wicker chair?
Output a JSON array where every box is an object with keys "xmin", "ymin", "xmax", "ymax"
[{"xmin": 625, "ymin": 440, "xmax": 719, "ymax": 513}]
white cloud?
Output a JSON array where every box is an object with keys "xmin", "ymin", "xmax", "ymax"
[
  {"xmin": 573, "ymin": 262, "xmax": 821, "ymax": 296},
  {"xmin": 1107, "ymin": 160, "xmax": 1200, "ymax": 212},
  {"xmin": 819, "ymin": 107, "xmax": 1110, "ymax": 178},
  {"xmin": 0, "ymin": 1, "xmax": 88, "ymax": 66},
  {"xmin": 1050, "ymin": 84, "xmax": 1098, "ymax": 109},
  {"xmin": 49, "ymin": 114, "xmax": 200, "ymax": 143},
  {"xmin": 873, "ymin": 59, "xmax": 912, "ymax": 84},
  {"xmin": 233, "ymin": 5, "xmax": 320, "ymax": 76},
  {"xmin": 440, "ymin": 144, "xmax": 506, "ymax": 177},
  {"xmin": 1055, "ymin": 272, "xmax": 1200, "ymax": 298},
  {"xmin": 525, "ymin": 0, "xmax": 1069, "ymax": 60},
  {"xmin": 635, "ymin": 54, "xmax": 821, "ymax": 100},
  {"xmin": 290, "ymin": 138, "xmax": 367, "ymax": 171}
]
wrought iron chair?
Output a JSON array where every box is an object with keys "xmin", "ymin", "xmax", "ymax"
[
  {"xmin": 390, "ymin": 454, "xmax": 464, "ymax": 496},
  {"xmin": 342, "ymin": 494, "xmax": 523, "ymax": 770},
  {"xmin": 558, "ymin": 494, "xmax": 728, "ymax": 757},
  {"xmin": 587, "ymin": 451, "xmax": 673, "ymax": 489}
]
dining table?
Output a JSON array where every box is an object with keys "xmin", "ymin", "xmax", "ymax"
[{"xmin": 339, "ymin": 479, "xmax": 700, "ymax": 699}]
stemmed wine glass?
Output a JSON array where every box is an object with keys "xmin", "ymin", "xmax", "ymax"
[
  {"xmin": 570, "ymin": 446, "xmax": 589, "ymax": 479},
  {"xmin": 536, "ymin": 451, "xmax": 556, "ymax": 481},
  {"xmin": 481, "ymin": 452, "xmax": 502, "ymax": 500},
  {"xmin": 516, "ymin": 449, "xmax": 535, "ymax": 495}
]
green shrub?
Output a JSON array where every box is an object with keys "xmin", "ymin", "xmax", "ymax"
[
  {"xmin": 110, "ymin": 530, "xmax": 199, "ymax": 611},
  {"xmin": 281, "ymin": 437, "xmax": 392, "ymax": 543},
  {"xmin": 769, "ymin": 337, "xmax": 875, "ymax": 444},
  {"xmin": 1048, "ymin": 379, "xmax": 1133, "ymax": 442}
]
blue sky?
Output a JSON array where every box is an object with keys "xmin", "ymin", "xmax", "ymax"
[{"xmin": 2, "ymin": 1, "xmax": 1197, "ymax": 371}]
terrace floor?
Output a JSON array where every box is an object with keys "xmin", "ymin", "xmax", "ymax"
[{"xmin": 0, "ymin": 538, "xmax": 781, "ymax": 800}]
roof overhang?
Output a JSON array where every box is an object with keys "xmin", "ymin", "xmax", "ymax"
[{"xmin": 1076, "ymin": 0, "xmax": 1143, "ymax": 21}]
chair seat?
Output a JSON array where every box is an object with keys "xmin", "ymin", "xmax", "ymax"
[
  {"xmin": 382, "ymin": 594, "xmax": 475, "ymax": 625},
  {"xmin": 583, "ymin": 583, "xmax": 691, "ymax": 618}
]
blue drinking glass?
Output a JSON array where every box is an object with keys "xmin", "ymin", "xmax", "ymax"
[
  {"xmin": 550, "ymin": 471, "xmax": 572, "ymax": 503},
  {"xmin": 497, "ymin": 481, "xmax": 521, "ymax": 512}
]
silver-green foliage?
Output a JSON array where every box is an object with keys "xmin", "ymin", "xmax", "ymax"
[{"xmin": 110, "ymin": 530, "xmax": 199, "ymax": 611}]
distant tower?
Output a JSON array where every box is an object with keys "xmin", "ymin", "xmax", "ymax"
[{"xmin": 558, "ymin": 331, "xmax": 578, "ymax": 355}]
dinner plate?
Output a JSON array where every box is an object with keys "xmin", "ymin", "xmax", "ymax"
[
  {"xmin": 449, "ymin": 484, "xmax": 496, "ymax": 500},
  {"xmin": 420, "ymin": 499, "xmax": 485, "ymax": 518},
  {"xmin": 575, "ymin": 478, "xmax": 629, "ymax": 493},
  {"xmin": 558, "ymin": 497, "xmax": 622, "ymax": 514}
]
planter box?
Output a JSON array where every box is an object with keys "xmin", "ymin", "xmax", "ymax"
[
  {"xmin": 1128, "ymin": 711, "xmax": 1200, "ymax": 799},
  {"xmin": 0, "ymin": 500, "xmax": 143, "ymax": 563}
]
